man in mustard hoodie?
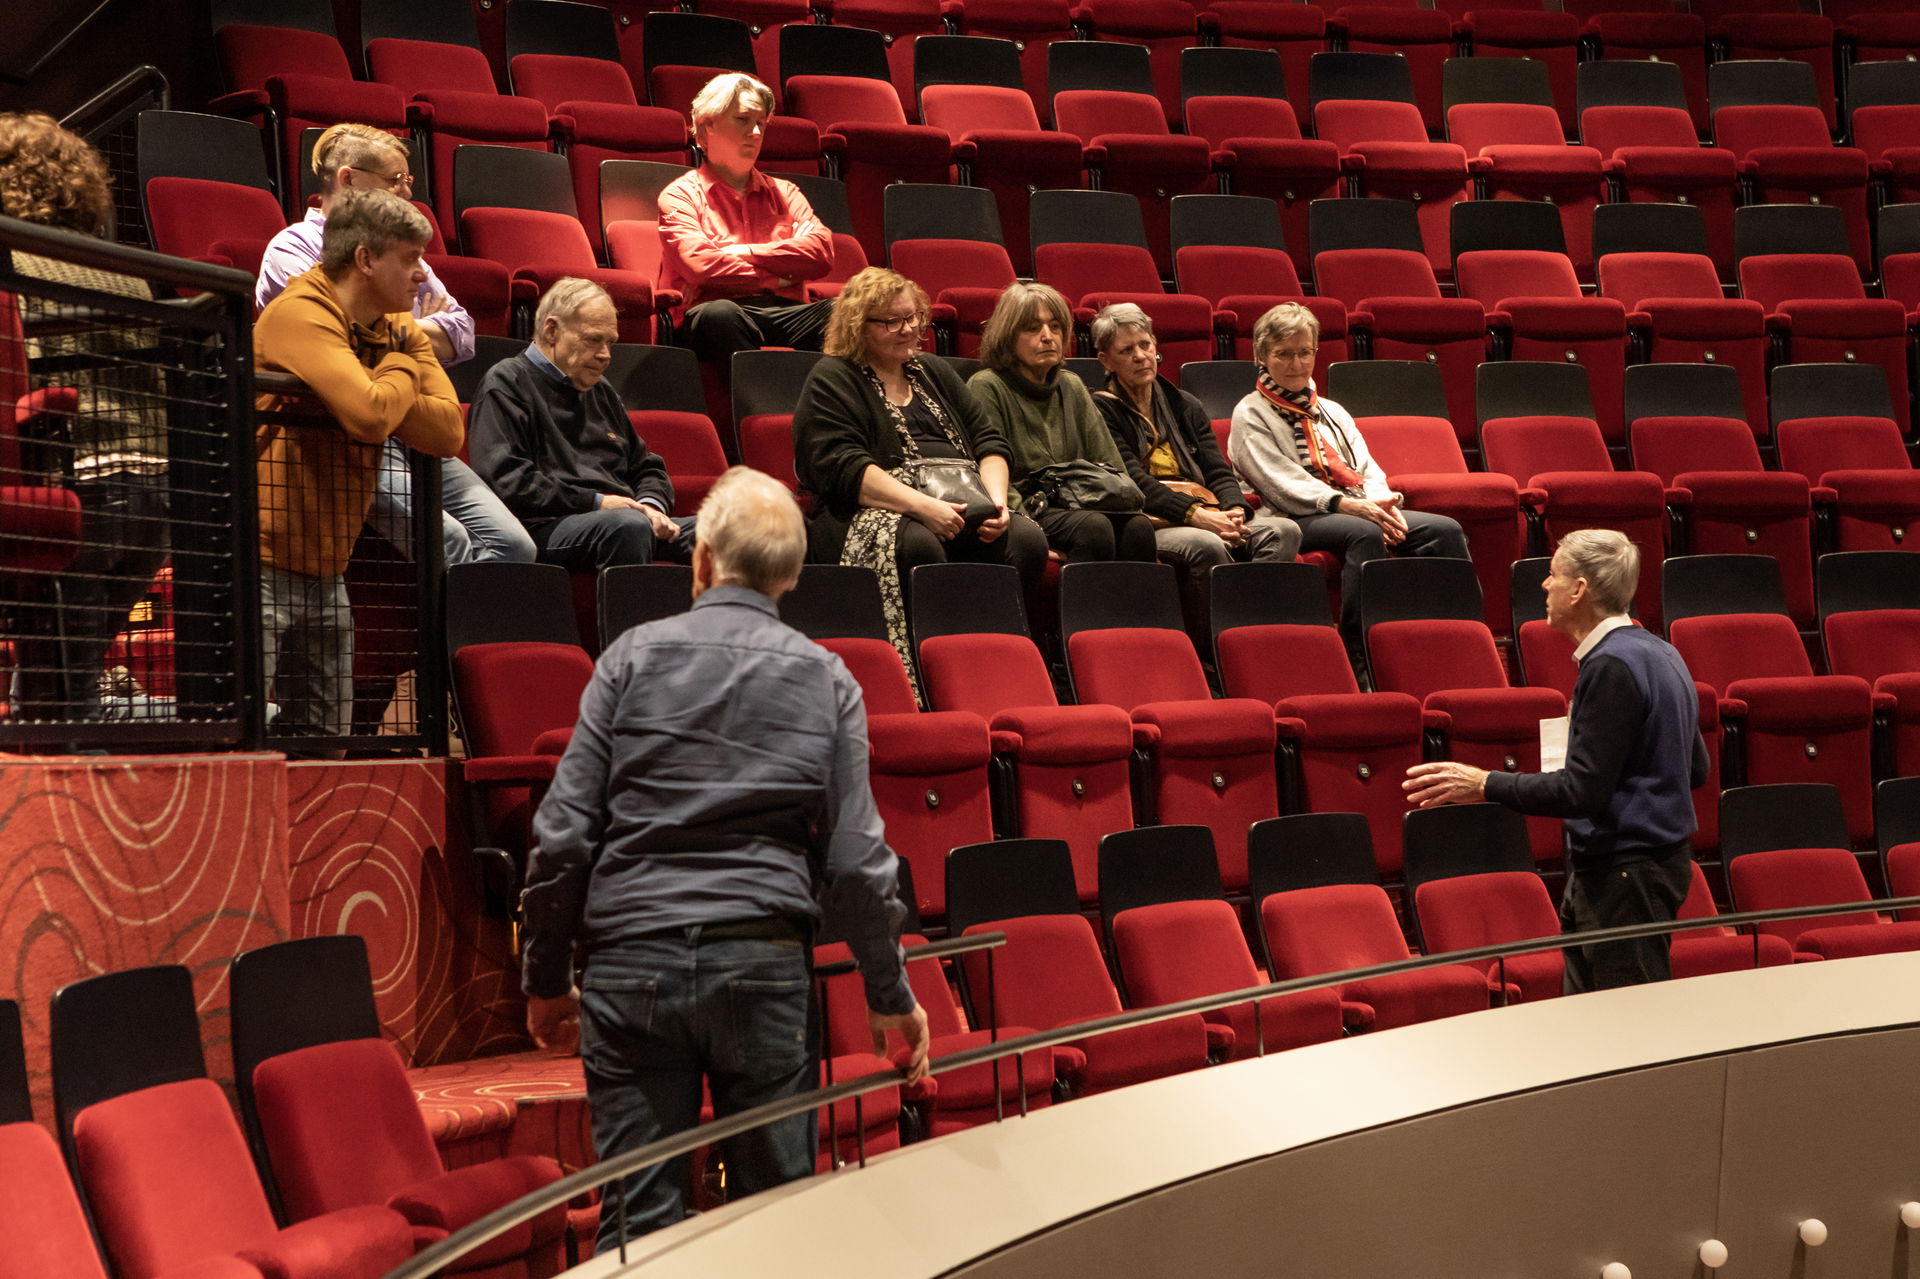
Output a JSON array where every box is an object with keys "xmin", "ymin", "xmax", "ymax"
[{"xmin": 253, "ymin": 188, "xmax": 463, "ymax": 738}]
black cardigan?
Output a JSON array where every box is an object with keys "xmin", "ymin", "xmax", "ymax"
[
  {"xmin": 467, "ymin": 352, "xmax": 675, "ymax": 521},
  {"xmin": 792, "ymin": 354, "xmax": 1011, "ymax": 557},
  {"xmin": 1092, "ymin": 373, "xmax": 1248, "ymax": 525}
]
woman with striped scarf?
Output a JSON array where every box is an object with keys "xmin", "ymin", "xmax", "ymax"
[{"xmin": 1228, "ymin": 302, "xmax": 1468, "ymax": 662}]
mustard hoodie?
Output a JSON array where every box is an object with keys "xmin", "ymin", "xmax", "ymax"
[{"xmin": 253, "ymin": 265, "xmax": 463, "ymax": 579}]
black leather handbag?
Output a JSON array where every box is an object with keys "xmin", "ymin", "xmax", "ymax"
[
  {"xmin": 910, "ymin": 456, "xmax": 998, "ymax": 529},
  {"xmin": 1027, "ymin": 459, "xmax": 1145, "ymax": 515}
]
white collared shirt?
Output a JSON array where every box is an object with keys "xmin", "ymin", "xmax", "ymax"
[{"xmin": 1572, "ymin": 613, "xmax": 1634, "ymax": 664}]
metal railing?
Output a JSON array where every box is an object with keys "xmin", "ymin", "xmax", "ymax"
[
  {"xmin": 0, "ymin": 215, "xmax": 255, "ymax": 748},
  {"xmin": 381, "ymin": 892, "xmax": 1920, "ymax": 1278},
  {"xmin": 0, "ymin": 212, "xmax": 449, "ymax": 754},
  {"xmin": 252, "ymin": 373, "xmax": 449, "ymax": 756},
  {"xmin": 63, "ymin": 65, "xmax": 169, "ymax": 250}
]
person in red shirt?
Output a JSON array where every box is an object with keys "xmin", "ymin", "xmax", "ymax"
[{"xmin": 659, "ymin": 73, "xmax": 835, "ymax": 377}]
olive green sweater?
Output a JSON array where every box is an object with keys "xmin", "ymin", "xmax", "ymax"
[{"xmin": 967, "ymin": 365, "xmax": 1127, "ymax": 516}]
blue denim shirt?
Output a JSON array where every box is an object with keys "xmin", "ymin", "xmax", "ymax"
[{"xmin": 520, "ymin": 585, "xmax": 913, "ymax": 1013}]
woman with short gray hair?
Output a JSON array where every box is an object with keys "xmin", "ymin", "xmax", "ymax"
[
  {"xmin": 1089, "ymin": 303, "xmax": 1299, "ymax": 635},
  {"xmin": 1230, "ymin": 302, "xmax": 1468, "ymax": 657}
]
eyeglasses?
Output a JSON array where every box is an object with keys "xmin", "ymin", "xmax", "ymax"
[
  {"xmin": 1268, "ymin": 347, "xmax": 1317, "ymax": 363},
  {"xmin": 865, "ymin": 314, "xmax": 921, "ymax": 334},
  {"xmin": 351, "ymin": 166, "xmax": 413, "ymax": 189}
]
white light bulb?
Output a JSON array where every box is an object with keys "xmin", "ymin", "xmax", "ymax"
[
  {"xmin": 1698, "ymin": 1239, "xmax": 1728, "ymax": 1268},
  {"xmin": 1902, "ymin": 1203, "xmax": 1920, "ymax": 1230},
  {"xmin": 1600, "ymin": 1263, "xmax": 1631, "ymax": 1279},
  {"xmin": 1799, "ymin": 1219, "xmax": 1828, "ymax": 1247}
]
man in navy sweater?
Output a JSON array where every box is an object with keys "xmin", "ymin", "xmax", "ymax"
[{"xmin": 1405, "ymin": 529, "xmax": 1709, "ymax": 993}]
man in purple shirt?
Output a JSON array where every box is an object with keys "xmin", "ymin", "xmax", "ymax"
[{"xmin": 256, "ymin": 122, "xmax": 533, "ymax": 566}]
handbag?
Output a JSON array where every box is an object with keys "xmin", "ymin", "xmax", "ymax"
[
  {"xmin": 867, "ymin": 360, "xmax": 999, "ymax": 531},
  {"xmin": 909, "ymin": 455, "xmax": 998, "ymax": 529},
  {"xmin": 1027, "ymin": 459, "xmax": 1146, "ymax": 515},
  {"xmin": 1148, "ymin": 478, "xmax": 1220, "ymax": 530}
]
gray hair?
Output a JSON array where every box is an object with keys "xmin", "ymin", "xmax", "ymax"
[
  {"xmin": 534, "ymin": 277, "xmax": 615, "ymax": 334},
  {"xmin": 977, "ymin": 281, "xmax": 1073, "ymax": 374},
  {"xmin": 1091, "ymin": 302, "xmax": 1154, "ymax": 354},
  {"xmin": 698, "ymin": 466, "xmax": 807, "ymax": 595},
  {"xmin": 689, "ymin": 73, "xmax": 775, "ymax": 138},
  {"xmin": 1253, "ymin": 301, "xmax": 1320, "ymax": 362},
  {"xmin": 1555, "ymin": 528, "xmax": 1638, "ymax": 617},
  {"xmin": 320, "ymin": 188, "xmax": 429, "ymax": 273}
]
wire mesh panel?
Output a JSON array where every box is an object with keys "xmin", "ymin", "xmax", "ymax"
[
  {"xmin": 0, "ymin": 218, "xmax": 256, "ymax": 748},
  {"xmin": 75, "ymin": 70, "xmax": 169, "ymax": 251},
  {"xmin": 252, "ymin": 378, "xmax": 448, "ymax": 755}
]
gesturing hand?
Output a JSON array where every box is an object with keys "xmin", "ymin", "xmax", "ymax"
[{"xmin": 1401, "ymin": 761, "xmax": 1491, "ymax": 809}]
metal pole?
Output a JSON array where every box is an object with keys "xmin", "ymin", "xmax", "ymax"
[{"xmin": 987, "ymin": 947, "xmax": 1003, "ymax": 1122}]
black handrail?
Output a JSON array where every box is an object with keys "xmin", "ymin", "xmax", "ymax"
[
  {"xmin": 381, "ymin": 892, "xmax": 1920, "ymax": 1279},
  {"xmin": 813, "ymin": 930, "xmax": 1005, "ymax": 979},
  {"xmin": 59, "ymin": 65, "xmax": 169, "ymax": 134},
  {"xmin": 0, "ymin": 213, "xmax": 252, "ymax": 297}
]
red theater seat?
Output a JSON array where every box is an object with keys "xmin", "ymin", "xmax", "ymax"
[
  {"xmin": 1671, "ymin": 860, "xmax": 1795, "ymax": 978},
  {"xmin": 1113, "ymin": 898, "xmax": 1346, "ymax": 1058},
  {"xmin": 1414, "ymin": 870, "xmax": 1565, "ymax": 1002},
  {"xmin": 1729, "ymin": 846, "xmax": 1920, "ymax": 961},
  {"xmin": 1218, "ymin": 622, "xmax": 1422, "ymax": 874},
  {"xmin": 1261, "ymin": 883, "xmax": 1496, "ymax": 1030},
  {"xmin": 1670, "ymin": 614, "xmax": 1879, "ymax": 848},
  {"xmin": 960, "ymin": 913, "xmax": 1213, "ymax": 1094}
]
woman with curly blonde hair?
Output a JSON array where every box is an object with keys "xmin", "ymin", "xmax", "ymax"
[
  {"xmin": 794, "ymin": 267, "xmax": 1047, "ymax": 686},
  {"xmin": 0, "ymin": 113, "xmax": 169, "ymax": 719}
]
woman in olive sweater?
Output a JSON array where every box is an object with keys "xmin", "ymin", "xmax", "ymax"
[
  {"xmin": 965, "ymin": 282, "xmax": 1155, "ymax": 564},
  {"xmin": 792, "ymin": 268, "xmax": 1048, "ymax": 677}
]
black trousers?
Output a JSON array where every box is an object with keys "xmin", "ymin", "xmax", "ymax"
[
  {"xmin": 896, "ymin": 511, "xmax": 1049, "ymax": 613},
  {"xmin": 1560, "ymin": 845, "xmax": 1695, "ymax": 994},
  {"xmin": 1031, "ymin": 508, "xmax": 1158, "ymax": 564},
  {"xmin": 682, "ymin": 293, "xmax": 832, "ymax": 377},
  {"xmin": 1293, "ymin": 508, "xmax": 1470, "ymax": 646}
]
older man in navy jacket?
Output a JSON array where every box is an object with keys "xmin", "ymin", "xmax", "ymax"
[{"xmin": 1405, "ymin": 529, "xmax": 1708, "ymax": 993}]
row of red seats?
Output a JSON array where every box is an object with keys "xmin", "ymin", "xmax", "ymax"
[
  {"xmin": 0, "ymin": 942, "xmax": 570, "ymax": 1279},
  {"xmin": 141, "ymin": 122, "xmax": 1920, "ymax": 468},
  {"xmin": 195, "ymin": 0, "xmax": 1920, "ymax": 281},
  {"xmin": 196, "ymin": 18, "xmax": 1920, "ymax": 280},
  {"xmin": 858, "ymin": 772, "xmax": 1920, "ymax": 1110},
  {"xmin": 446, "ymin": 546, "xmax": 1920, "ymax": 933}
]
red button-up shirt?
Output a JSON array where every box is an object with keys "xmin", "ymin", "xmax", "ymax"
[{"xmin": 656, "ymin": 166, "xmax": 834, "ymax": 312}]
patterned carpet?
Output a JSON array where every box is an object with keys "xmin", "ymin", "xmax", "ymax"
[{"xmin": 2, "ymin": 753, "xmax": 567, "ymax": 1171}]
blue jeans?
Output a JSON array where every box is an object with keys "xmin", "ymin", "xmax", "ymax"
[
  {"xmin": 580, "ymin": 933, "xmax": 817, "ymax": 1250},
  {"xmin": 258, "ymin": 565, "xmax": 352, "ymax": 738},
  {"xmin": 368, "ymin": 441, "xmax": 535, "ymax": 565}
]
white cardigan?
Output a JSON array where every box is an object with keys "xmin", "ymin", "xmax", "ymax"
[{"xmin": 1228, "ymin": 388, "xmax": 1399, "ymax": 517}]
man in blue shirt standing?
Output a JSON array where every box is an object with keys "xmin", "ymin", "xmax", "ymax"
[
  {"xmin": 518, "ymin": 466, "xmax": 929, "ymax": 1246},
  {"xmin": 1404, "ymin": 529, "xmax": 1709, "ymax": 993}
]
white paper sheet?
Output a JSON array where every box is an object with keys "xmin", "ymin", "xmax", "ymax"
[{"xmin": 1539, "ymin": 716, "xmax": 1569, "ymax": 772}]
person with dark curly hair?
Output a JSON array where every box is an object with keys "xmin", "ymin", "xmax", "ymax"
[{"xmin": 0, "ymin": 112, "xmax": 172, "ymax": 721}]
